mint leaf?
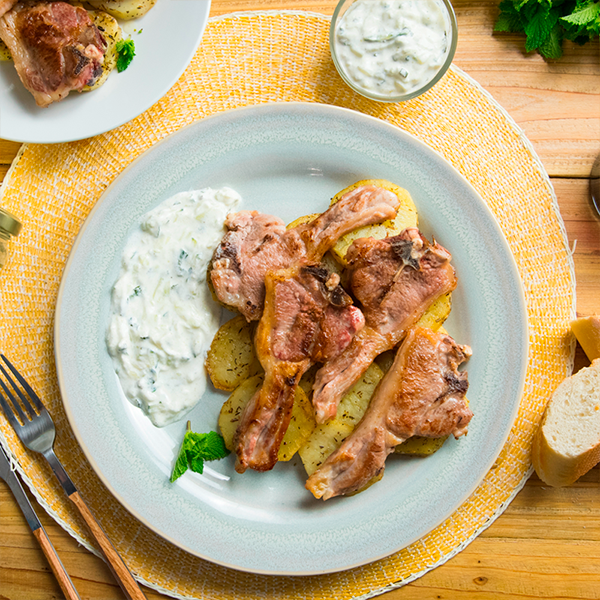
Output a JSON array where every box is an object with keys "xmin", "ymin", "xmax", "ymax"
[
  {"xmin": 525, "ymin": 6, "xmax": 559, "ymax": 51},
  {"xmin": 189, "ymin": 455, "xmax": 205, "ymax": 474},
  {"xmin": 539, "ymin": 23, "xmax": 564, "ymax": 57},
  {"xmin": 195, "ymin": 431, "xmax": 230, "ymax": 461},
  {"xmin": 561, "ymin": 1, "xmax": 600, "ymax": 26},
  {"xmin": 170, "ymin": 448, "xmax": 189, "ymax": 483},
  {"xmin": 116, "ymin": 39, "xmax": 136, "ymax": 73},
  {"xmin": 494, "ymin": 0, "xmax": 599, "ymax": 59},
  {"xmin": 170, "ymin": 423, "xmax": 230, "ymax": 482},
  {"xmin": 495, "ymin": 1, "xmax": 526, "ymax": 32}
]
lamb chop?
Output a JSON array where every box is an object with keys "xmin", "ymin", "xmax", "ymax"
[
  {"xmin": 234, "ymin": 264, "xmax": 365, "ymax": 473},
  {"xmin": 210, "ymin": 184, "xmax": 400, "ymax": 321},
  {"xmin": 312, "ymin": 228, "xmax": 457, "ymax": 424},
  {"xmin": 0, "ymin": 1, "xmax": 106, "ymax": 107},
  {"xmin": 0, "ymin": 0, "xmax": 17, "ymax": 19},
  {"xmin": 306, "ymin": 327, "xmax": 472, "ymax": 500}
]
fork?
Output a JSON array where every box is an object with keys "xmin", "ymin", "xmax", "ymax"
[{"xmin": 0, "ymin": 354, "xmax": 148, "ymax": 600}]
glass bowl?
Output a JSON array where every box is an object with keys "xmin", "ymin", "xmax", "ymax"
[{"xmin": 330, "ymin": 0, "xmax": 458, "ymax": 103}]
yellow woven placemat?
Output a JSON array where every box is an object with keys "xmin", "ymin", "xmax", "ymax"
[{"xmin": 0, "ymin": 11, "xmax": 575, "ymax": 600}]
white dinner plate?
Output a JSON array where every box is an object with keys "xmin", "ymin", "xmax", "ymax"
[
  {"xmin": 0, "ymin": 0, "xmax": 211, "ymax": 143},
  {"xmin": 55, "ymin": 103, "xmax": 528, "ymax": 575}
]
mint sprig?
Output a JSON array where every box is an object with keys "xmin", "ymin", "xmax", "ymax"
[
  {"xmin": 495, "ymin": 0, "xmax": 600, "ymax": 59},
  {"xmin": 115, "ymin": 39, "xmax": 136, "ymax": 72},
  {"xmin": 170, "ymin": 421, "xmax": 230, "ymax": 482}
]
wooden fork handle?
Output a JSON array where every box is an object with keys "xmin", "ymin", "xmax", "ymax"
[
  {"xmin": 33, "ymin": 527, "xmax": 80, "ymax": 600},
  {"xmin": 68, "ymin": 491, "xmax": 147, "ymax": 600}
]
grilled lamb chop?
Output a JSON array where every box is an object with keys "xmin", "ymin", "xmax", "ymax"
[
  {"xmin": 210, "ymin": 185, "xmax": 400, "ymax": 321},
  {"xmin": 0, "ymin": 1, "xmax": 106, "ymax": 107},
  {"xmin": 234, "ymin": 264, "xmax": 365, "ymax": 473},
  {"xmin": 306, "ymin": 327, "xmax": 472, "ymax": 500},
  {"xmin": 0, "ymin": 0, "xmax": 17, "ymax": 19},
  {"xmin": 312, "ymin": 228, "xmax": 457, "ymax": 423}
]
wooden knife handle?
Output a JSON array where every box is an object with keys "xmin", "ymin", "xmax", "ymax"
[
  {"xmin": 32, "ymin": 527, "xmax": 80, "ymax": 600},
  {"xmin": 69, "ymin": 491, "xmax": 147, "ymax": 600}
]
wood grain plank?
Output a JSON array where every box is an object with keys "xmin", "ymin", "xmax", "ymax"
[
  {"xmin": 0, "ymin": 484, "xmax": 163, "ymax": 600},
  {"xmin": 552, "ymin": 179, "xmax": 600, "ymax": 316},
  {"xmin": 0, "ymin": 140, "xmax": 21, "ymax": 166}
]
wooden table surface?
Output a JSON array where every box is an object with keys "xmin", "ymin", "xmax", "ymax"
[{"xmin": 1, "ymin": 1, "xmax": 599, "ymax": 599}]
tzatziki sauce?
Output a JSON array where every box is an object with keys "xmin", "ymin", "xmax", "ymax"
[
  {"xmin": 333, "ymin": 0, "xmax": 452, "ymax": 99},
  {"xmin": 107, "ymin": 187, "xmax": 241, "ymax": 427}
]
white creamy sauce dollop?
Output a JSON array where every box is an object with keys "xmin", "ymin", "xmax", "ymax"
[
  {"xmin": 334, "ymin": 0, "xmax": 451, "ymax": 98},
  {"xmin": 107, "ymin": 187, "xmax": 241, "ymax": 427}
]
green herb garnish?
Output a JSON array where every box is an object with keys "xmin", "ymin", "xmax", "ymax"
[
  {"xmin": 495, "ymin": 0, "xmax": 600, "ymax": 59},
  {"xmin": 116, "ymin": 39, "xmax": 136, "ymax": 72},
  {"xmin": 170, "ymin": 421, "xmax": 230, "ymax": 482},
  {"xmin": 363, "ymin": 28, "xmax": 409, "ymax": 42}
]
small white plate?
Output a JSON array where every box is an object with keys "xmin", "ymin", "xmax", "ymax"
[
  {"xmin": 55, "ymin": 103, "xmax": 528, "ymax": 575},
  {"xmin": 0, "ymin": 0, "xmax": 211, "ymax": 143}
]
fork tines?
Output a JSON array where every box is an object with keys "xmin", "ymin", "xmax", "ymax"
[{"xmin": 0, "ymin": 354, "xmax": 43, "ymax": 426}]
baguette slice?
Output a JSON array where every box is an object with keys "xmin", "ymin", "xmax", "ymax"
[
  {"xmin": 571, "ymin": 315, "xmax": 600, "ymax": 362},
  {"xmin": 531, "ymin": 358, "xmax": 600, "ymax": 487}
]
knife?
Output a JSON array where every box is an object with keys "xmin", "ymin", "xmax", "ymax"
[{"xmin": 0, "ymin": 443, "xmax": 81, "ymax": 600}]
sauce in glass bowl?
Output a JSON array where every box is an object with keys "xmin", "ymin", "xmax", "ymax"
[{"xmin": 330, "ymin": 0, "xmax": 457, "ymax": 102}]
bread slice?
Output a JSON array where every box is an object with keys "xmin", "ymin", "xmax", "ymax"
[
  {"xmin": 571, "ymin": 315, "xmax": 600, "ymax": 362},
  {"xmin": 531, "ymin": 358, "xmax": 600, "ymax": 487}
]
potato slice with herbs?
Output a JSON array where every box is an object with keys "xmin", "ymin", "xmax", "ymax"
[
  {"xmin": 299, "ymin": 362, "xmax": 384, "ymax": 476},
  {"xmin": 218, "ymin": 374, "xmax": 315, "ymax": 462},
  {"xmin": 278, "ymin": 387, "xmax": 316, "ymax": 461},
  {"xmin": 83, "ymin": 10, "xmax": 122, "ymax": 91},
  {"xmin": 298, "ymin": 419, "xmax": 354, "ymax": 476},
  {"xmin": 415, "ymin": 292, "xmax": 452, "ymax": 331},
  {"xmin": 330, "ymin": 179, "xmax": 418, "ymax": 264},
  {"xmin": 0, "ymin": 39, "xmax": 10, "ymax": 62},
  {"xmin": 286, "ymin": 213, "xmax": 319, "ymax": 229},
  {"xmin": 206, "ymin": 316, "xmax": 262, "ymax": 391},
  {"xmin": 218, "ymin": 376, "xmax": 262, "ymax": 451},
  {"xmin": 395, "ymin": 436, "xmax": 447, "ymax": 456},
  {"xmin": 86, "ymin": 0, "xmax": 156, "ymax": 20}
]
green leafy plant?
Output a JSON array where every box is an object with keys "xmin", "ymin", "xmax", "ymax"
[
  {"xmin": 170, "ymin": 421, "xmax": 230, "ymax": 482},
  {"xmin": 116, "ymin": 38, "xmax": 136, "ymax": 72},
  {"xmin": 495, "ymin": 0, "xmax": 600, "ymax": 59}
]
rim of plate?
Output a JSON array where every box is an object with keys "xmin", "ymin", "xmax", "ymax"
[
  {"xmin": 54, "ymin": 102, "xmax": 529, "ymax": 575},
  {"xmin": 0, "ymin": 0, "xmax": 211, "ymax": 144}
]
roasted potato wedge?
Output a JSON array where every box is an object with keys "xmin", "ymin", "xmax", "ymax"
[
  {"xmin": 395, "ymin": 436, "xmax": 447, "ymax": 455},
  {"xmin": 86, "ymin": 0, "xmax": 156, "ymax": 20},
  {"xmin": 0, "ymin": 39, "xmax": 10, "ymax": 62},
  {"xmin": 286, "ymin": 213, "xmax": 318, "ymax": 229},
  {"xmin": 298, "ymin": 420, "xmax": 354, "ymax": 476},
  {"xmin": 218, "ymin": 376, "xmax": 262, "ymax": 451},
  {"xmin": 205, "ymin": 316, "xmax": 262, "ymax": 391},
  {"xmin": 330, "ymin": 179, "xmax": 418, "ymax": 264},
  {"xmin": 83, "ymin": 10, "xmax": 122, "ymax": 91},
  {"xmin": 278, "ymin": 386, "xmax": 316, "ymax": 461},
  {"xmin": 415, "ymin": 292, "xmax": 452, "ymax": 330},
  {"xmin": 218, "ymin": 374, "xmax": 315, "ymax": 462},
  {"xmin": 299, "ymin": 362, "xmax": 384, "ymax": 476}
]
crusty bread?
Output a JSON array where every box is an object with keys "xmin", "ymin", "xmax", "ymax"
[
  {"xmin": 571, "ymin": 315, "xmax": 600, "ymax": 362},
  {"xmin": 531, "ymin": 358, "xmax": 600, "ymax": 487}
]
